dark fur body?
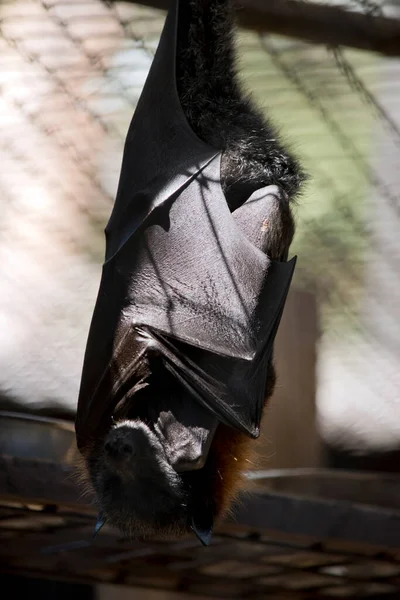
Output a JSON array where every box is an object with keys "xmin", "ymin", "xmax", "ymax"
[
  {"xmin": 81, "ymin": 0, "xmax": 305, "ymax": 540},
  {"xmin": 176, "ymin": 0, "xmax": 305, "ymax": 258}
]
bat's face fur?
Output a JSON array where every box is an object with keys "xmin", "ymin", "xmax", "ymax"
[
  {"xmin": 81, "ymin": 362, "xmax": 273, "ymax": 540},
  {"xmin": 87, "ymin": 421, "xmax": 189, "ymax": 538},
  {"xmin": 83, "ymin": 420, "xmax": 256, "ymax": 541}
]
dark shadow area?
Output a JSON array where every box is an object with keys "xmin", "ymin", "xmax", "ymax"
[
  {"xmin": 327, "ymin": 445, "xmax": 400, "ymax": 474},
  {"xmin": 1, "ymin": 574, "xmax": 94, "ymax": 600}
]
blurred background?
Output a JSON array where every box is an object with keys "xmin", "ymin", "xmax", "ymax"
[{"xmin": 1, "ymin": 0, "xmax": 400, "ymax": 598}]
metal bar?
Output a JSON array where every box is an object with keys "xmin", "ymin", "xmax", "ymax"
[
  {"xmin": 114, "ymin": 0, "xmax": 400, "ymax": 57},
  {"xmin": 232, "ymin": 490, "xmax": 400, "ymax": 551}
]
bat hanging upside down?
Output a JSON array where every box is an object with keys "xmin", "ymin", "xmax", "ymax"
[{"xmin": 75, "ymin": 0, "xmax": 306, "ymax": 545}]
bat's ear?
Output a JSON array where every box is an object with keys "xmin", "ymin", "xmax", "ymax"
[
  {"xmin": 232, "ymin": 185, "xmax": 287, "ymax": 254},
  {"xmin": 189, "ymin": 504, "xmax": 214, "ymax": 547}
]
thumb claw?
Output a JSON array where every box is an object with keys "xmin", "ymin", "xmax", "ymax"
[{"xmin": 93, "ymin": 512, "xmax": 106, "ymax": 538}]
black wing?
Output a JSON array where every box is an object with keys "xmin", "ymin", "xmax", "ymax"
[{"xmin": 75, "ymin": 0, "xmax": 296, "ymax": 450}]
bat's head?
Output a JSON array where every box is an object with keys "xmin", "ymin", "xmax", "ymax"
[
  {"xmin": 79, "ymin": 361, "xmax": 270, "ymax": 543},
  {"xmin": 87, "ymin": 419, "xmax": 189, "ymax": 539}
]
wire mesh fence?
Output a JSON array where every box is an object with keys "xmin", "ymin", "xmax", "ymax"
[{"xmin": 0, "ymin": 0, "xmax": 400, "ymax": 453}]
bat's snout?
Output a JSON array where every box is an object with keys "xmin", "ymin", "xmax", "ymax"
[
  {"xmin": 103, "ymin": 425, "xmax": 154, "ymax": 473},
  {"xmin": 104, "ymin": 435, "xmax": 135, "ymax": 463}
]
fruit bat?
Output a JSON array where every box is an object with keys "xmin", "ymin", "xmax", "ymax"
[{"xmin": 75, "ymin": 0, "xmax": 305, "ymax": 545}]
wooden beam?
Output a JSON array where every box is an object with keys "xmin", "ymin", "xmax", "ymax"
[
  {"xmin": 122, "ymin": 0, "xmax": 400, "ymax": 57},
  {"xmin": 258, "ymin": 289, "xmax": 322, "ymax": 471}
]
